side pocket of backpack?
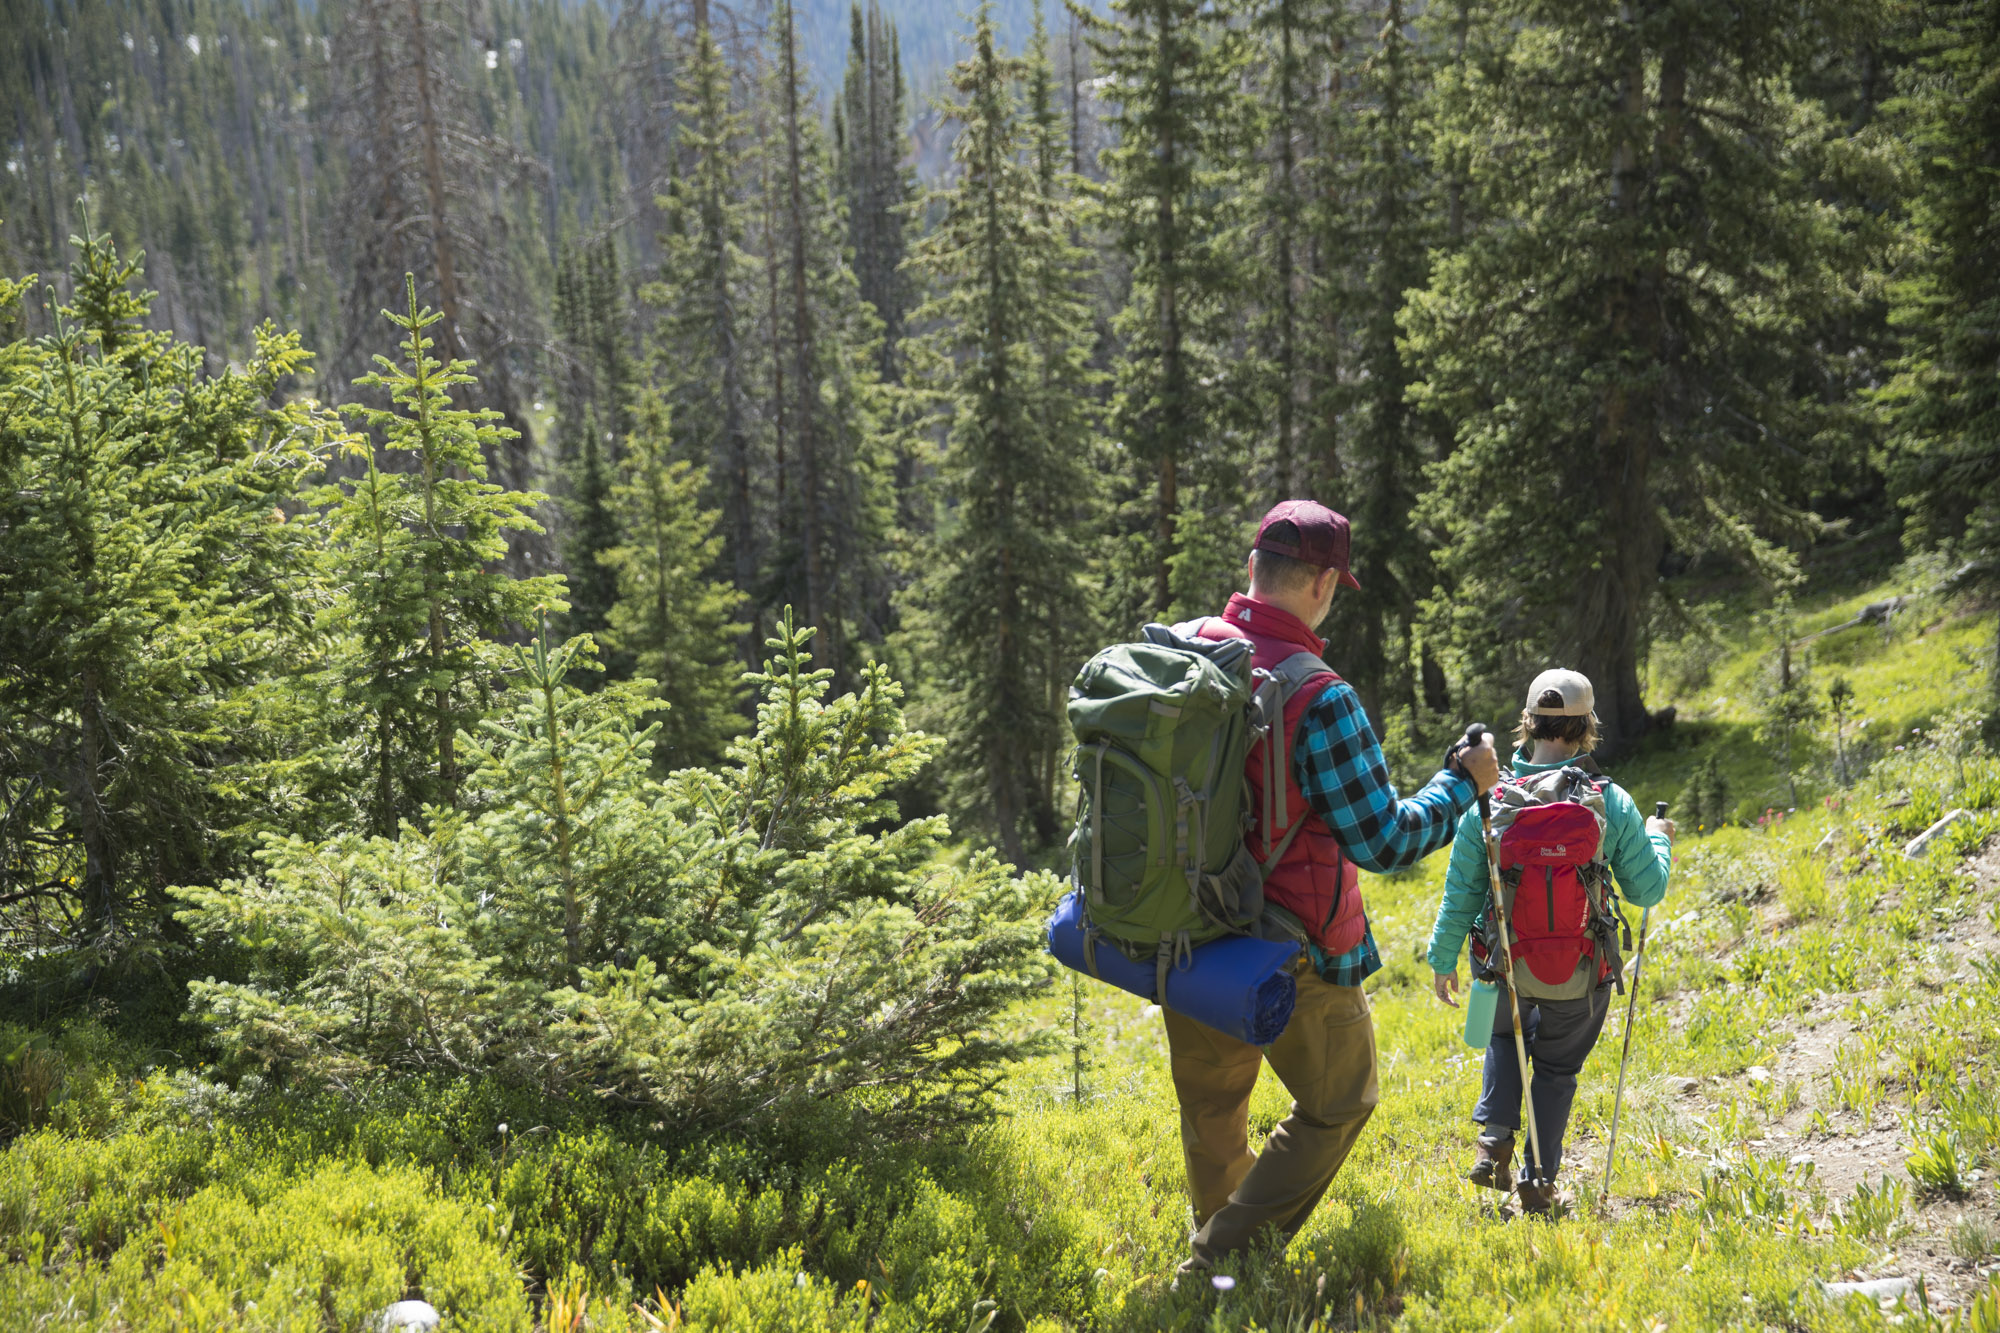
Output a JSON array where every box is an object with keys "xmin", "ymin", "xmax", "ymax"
[{"xmin": 1075, "ymin": 741, "xmax": 1171, "ymax": 911}]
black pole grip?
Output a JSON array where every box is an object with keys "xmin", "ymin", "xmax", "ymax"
[
  {"xmin": 1463, "ymin": 723, "xmax": 1492, "ymax": 813},
  {"xmin": 1655, "ymin": 801, "xmax": 1668, "ymax": 818}
]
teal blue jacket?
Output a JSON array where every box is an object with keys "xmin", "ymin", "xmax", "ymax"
[{"xmin": 1425, "ymin": 750, "xmax": 1673, "ymax": 977}]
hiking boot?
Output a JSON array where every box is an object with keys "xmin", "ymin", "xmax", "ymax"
[
  {"xmin": 1467, "ymin": 1136, "xmax": 1514, "ymax": 1193},
  {"xmin": 1515, "ymin": 1178, "xmax": 1557, "ymax": 1215}
]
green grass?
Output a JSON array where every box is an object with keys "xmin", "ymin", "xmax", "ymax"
[
  {"xmin": 1616, "ymin": 569, "xmax": 1993, "ymax": 824},
  {"xmin": 2, "ymin": 590, "xmax": 1998, "ymax": 1330}
]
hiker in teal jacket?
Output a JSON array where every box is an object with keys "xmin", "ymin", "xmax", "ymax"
[{"xmin": 1427, "ymin": 668, "xmax": 1674, "ymax": 1213}]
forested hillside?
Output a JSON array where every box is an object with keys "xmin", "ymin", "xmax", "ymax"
[
  {"xmin": 8, "ymin": 0, "xmax": 1996, "ymax": 856},
  {"xmin": 4, "ymin": 0, "xmax": 2000, "ymax": 1326}
]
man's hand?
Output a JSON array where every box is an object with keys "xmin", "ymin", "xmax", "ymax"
[
  {"xmin": 1452, "ymin": 732, "xmax": 1501, "ymax": 795},
  {"xmin": 1646, "ymin": 815, "xmax": 1677, "ymax": 843},
  {"xmin": 1433, "ymin": 969, "xmax": 1460, "ymax": 1008}
]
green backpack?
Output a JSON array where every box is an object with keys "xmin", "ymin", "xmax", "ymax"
[{"xmin": 1066, "ymin": 622, "xmax": 1322, "ymax": 996}]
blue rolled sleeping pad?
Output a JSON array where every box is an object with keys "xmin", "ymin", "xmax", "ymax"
[{"xmin": 1046, "ymin": 891, "xmax": 1302, "ymax": 1045}]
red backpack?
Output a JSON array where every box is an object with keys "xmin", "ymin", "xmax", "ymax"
[{"xmin": 1471, "ymin": 767, "xmax": 1628, "ymax": 990}]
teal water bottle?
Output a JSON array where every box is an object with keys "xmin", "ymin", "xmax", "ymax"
[{"xmin": 1463, "ymin": 977, "xmax": 1500, "ymax": 1049}]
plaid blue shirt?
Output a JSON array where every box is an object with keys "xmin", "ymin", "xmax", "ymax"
[{"xmin": 1292, "ymin": 680, "xmax": 1476, "ymax": 985}]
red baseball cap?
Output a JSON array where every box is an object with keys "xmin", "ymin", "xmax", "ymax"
[{"xmin": 1253, "ymin": 500, "xmax": 1361, "ymax": 590}]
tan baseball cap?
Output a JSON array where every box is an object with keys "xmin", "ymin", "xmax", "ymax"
[{"xmin": 1525, "ymin": 668, "xmax": 1595, "ymax": 717}]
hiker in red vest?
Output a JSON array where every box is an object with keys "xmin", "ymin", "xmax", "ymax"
[
  {"xmin": 1426, "ymin": 669, "xmax": 1675, "ymax": 1214},
  {"xmin": 1166, "ymin": 500, "xmax": 1501, "ymax": 1275}
]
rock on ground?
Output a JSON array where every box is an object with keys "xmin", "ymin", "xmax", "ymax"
[{"xmin": 378, "ymin": 1301, "xmax": 441, "ymax": 1331}]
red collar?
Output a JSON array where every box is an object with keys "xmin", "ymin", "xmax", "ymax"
[{"xmin": 1220, "ymin": 593, "xmax": 1327, "ymax": 656}]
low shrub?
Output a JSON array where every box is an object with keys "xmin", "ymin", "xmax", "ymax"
[
  {"xmin": 0, "ymin": 1018, "xmax": 128, "ymax": 1143},
  {"xmin": 0, "ymin": 1158, "xmax": 529, "ymax": 1330},
  {"xmin": 175, "ymin": 623, "xmax": 1055, "ymax": 1138},
  {"xmin": 1776, "ymin": 852, "xmax": 1831, "ymax": 921},
  {"xmin": 672, "ymin": 1249, "xmax": 868, "ymax": 1332}
]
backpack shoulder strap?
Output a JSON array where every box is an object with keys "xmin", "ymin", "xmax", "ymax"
[
  {"xmin": 1271, "ymin": 650, "xmax": 1338, "ymax": 707},
  {"xmin": 1254, "ymin": 651, "xmax": 1343, "ymax": 859}
]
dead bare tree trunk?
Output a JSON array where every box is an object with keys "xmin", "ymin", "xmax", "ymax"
[
  {"xmin": 779, "ymin": 2, "xmax": 827, "ymax": 659},
  {"xmin": 408, "ymin": 0, "xmax": 466, "ymax": 365}
]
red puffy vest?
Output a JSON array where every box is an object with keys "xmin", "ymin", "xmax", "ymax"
[{"xmin": 1196, "ymin": 595, "xmax": 1367, "ymax": 956}]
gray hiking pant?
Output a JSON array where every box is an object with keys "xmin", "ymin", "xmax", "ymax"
[{"xmin": 1473, "ymin": 981, "xmax": 1612, "ymax": 1182}]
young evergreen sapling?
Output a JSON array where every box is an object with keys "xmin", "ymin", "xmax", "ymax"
[{"xmin": 314, "ymin": 276, "xmax": 561, "ymax": 834}]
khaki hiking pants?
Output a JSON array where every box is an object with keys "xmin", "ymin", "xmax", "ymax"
[{"xmin": 1163, "ymin": 963, "xmax": 1379, "ymax": 1265}]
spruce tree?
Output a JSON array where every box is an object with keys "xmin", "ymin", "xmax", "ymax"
[
  {"xmin": 0, "ymin": 233, "xmax": 333, "ymax": 935},
  {"xmin": 329, "ymin": 0, "xmax": 542, "ymax": 440},
  {"xmin": 562, "ymin": 411, "xmax": 624, "ymax": 657},
  {"xmin": 766, "ymin": 0, "xmax": 894, "ymax": 678},
  {"xmin": 554, "ymin": 238, "xmax": 634, "ymax": 646},
  {"xmin": 599, "ymin": 396, "xmax": 748, "ymax": 772},
  {"xmin": 902, "ymin": 2, "xmax": 1101, "ymax": 858},
  {"xmin": 838, "ymin": 1, "xmax": 915, "ymax": 385},
  {"xmin": 317, "ymin": 277, "xmax": 561, "ymax": 835},
  {"xmin": 1880, "ymin": 0, "xmax": 2000, "ymax": 721},
  {"xmin": 1084, "ymin": 0, "xmax": 1260, "ymax": 621},
  {"xmin": 179, "ymin": 615, "xmax": 1055, "ymax": 1136},
  {"xmin": 1245, "ymin": 0, "xmax": 1346, "ymax": 504},
  {"xmin": 1026, "ymin": 0, "xmax": 1114, "ymax": 810},
  {"xmin": 648, "ymin": 18, "xmax": 763, "ymax": 666},
  {"xmin": 1312, "ymin": 0, "xmax": 1443, "ymax": 732},
  {"xmin": 554, "ymin": 236, "xmax": 636, "ymax": 454},
  {"xmin": 1404, "ymin": 0, "xmax": 1852, "ymax": 755}
]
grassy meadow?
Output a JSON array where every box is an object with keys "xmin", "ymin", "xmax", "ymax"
[{"xmin": 5, "ymin": 570, "xmax": 2000, "ymax": 1331}]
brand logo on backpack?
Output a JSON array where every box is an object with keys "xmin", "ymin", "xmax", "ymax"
[{"xmin": 1474, "ymin": 768, "xmax": 1624, "ymax": 990}]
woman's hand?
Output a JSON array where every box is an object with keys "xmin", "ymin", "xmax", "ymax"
[{"xmin": 1433, "ymin": 969, "xmax": 1460, "ymax": 1007}]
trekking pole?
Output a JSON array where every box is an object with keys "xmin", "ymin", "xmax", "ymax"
[
  {"xmin": 1463, "ymin": 723, "xmax": 1547, "ymax": 1197},
  {"xmin": 1601, "ymin": 801, "xmax": 1665, "ymax": 1202}
]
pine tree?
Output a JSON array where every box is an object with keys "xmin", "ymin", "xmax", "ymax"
[
  {"xmin": 767, "ymin": 0, "xmax": 894, "ymax": 679},
  {"xmin": 1880, "ymin": 0, "xmax": 2000, "ymax": 722},
  {"xmin": 838, "ymin": 1, "xmax": 915, "ymax": 384},
  {"xmin": 0, "ymin": 233, "xmax": 334, "ymax": 936},
  {"xmin": 317, "ymin": 276, "xmax": 562, "ymax": 835},
  {"xmin": 902, "ymin": 2, "xmax": 1101, "ymax": 858},
  {"xmin": 1312, "ymin": 0, "xmax": 1443, "ymax": 732},
  {"xmin": 554, "ymin": 238, "xmax": 635, "ymax": 646},
  {"xmin": 649, "ymin": 18, "xmax": 763, "ymax": 666},
  {"xmin": 562, "ymin": 411, "xmax": 623, "ymax": 656},
  {"xmin": 1084, "ymin": 0, "xmax": 1260, "ymax": 621},
  {"xmin": 599, "ymin": 396, "xmax": 748, "ymax": 772},
  {"xmin": 1404, "ymin": 0, "xmax": 1852, "ymax": 756}
]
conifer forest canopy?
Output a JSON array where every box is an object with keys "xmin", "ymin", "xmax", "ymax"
[
  {"xmin": 4, "ymin": 0, "xmax": 2000, "ymax": 1134},
  {"xmin": 5, "ymin": 0, "xmax": 2000, "ymax": 919}
]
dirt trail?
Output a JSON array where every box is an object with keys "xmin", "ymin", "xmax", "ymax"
[{"xmin": 1716, "ymin": 837, "xmax": 2000, "ymax": 1310}]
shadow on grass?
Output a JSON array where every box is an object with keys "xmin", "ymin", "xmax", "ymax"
[{"xmin": 1108, "ymin": 1190, "xmax": 1414, "ymax": 1333}]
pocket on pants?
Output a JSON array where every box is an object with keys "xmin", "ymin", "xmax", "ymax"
[{"xmin": 1272, "ymin": 981, "xmax": 1378, "ymax": 1120}]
